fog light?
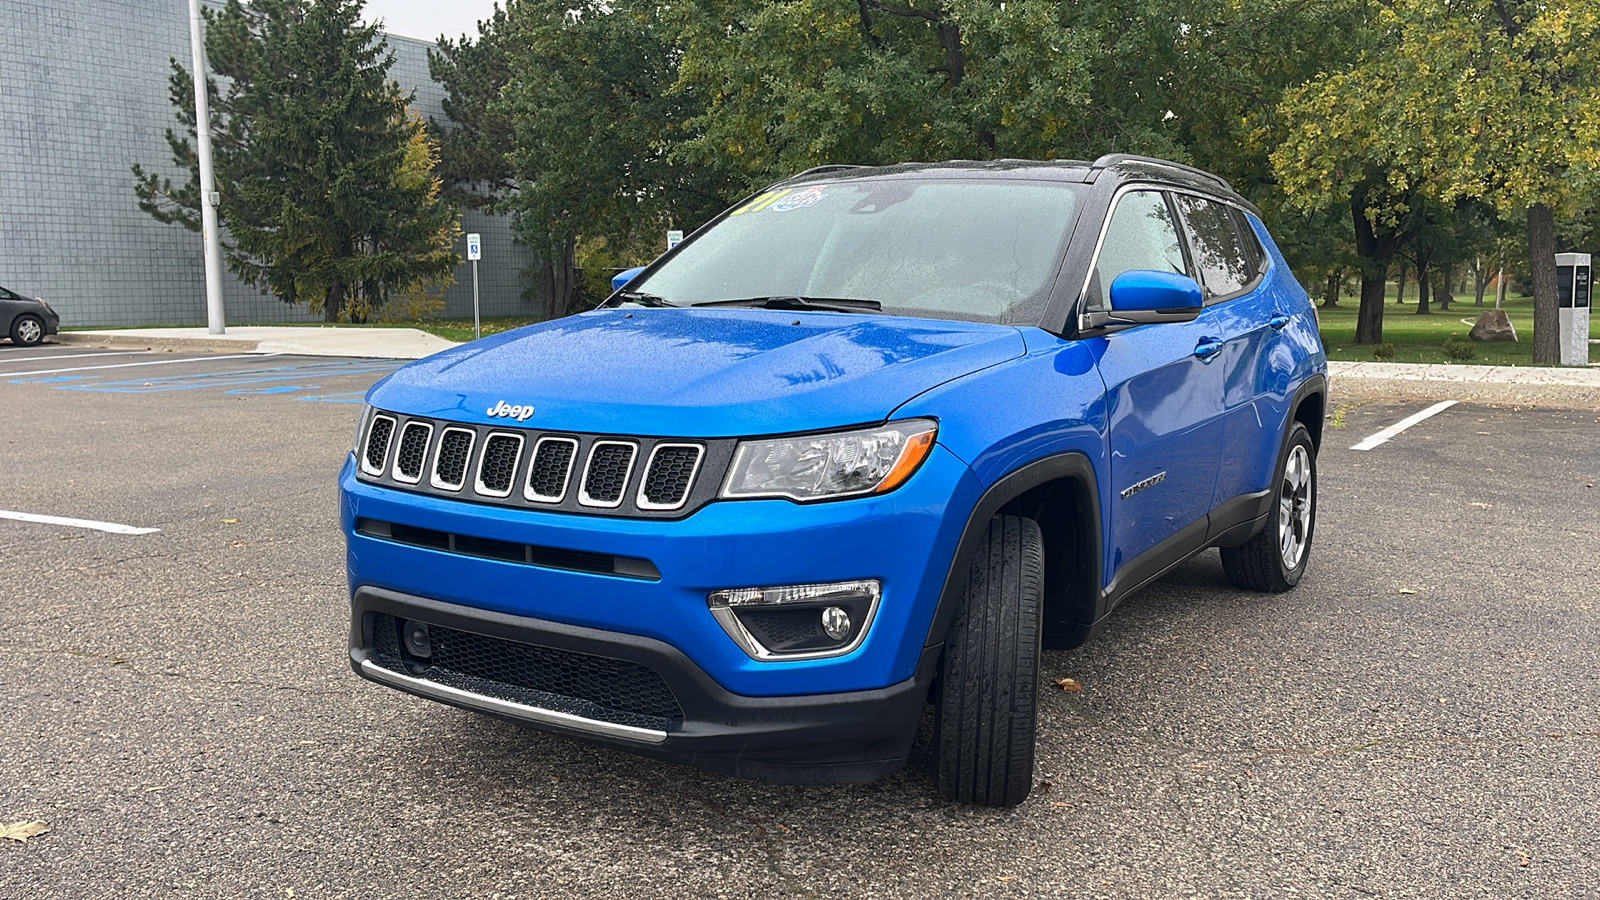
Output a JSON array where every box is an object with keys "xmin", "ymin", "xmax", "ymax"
[
  {"xmin": 708, "ymin": 579, "xmax": 880, "ymax": 660},
  {"xmin": 821, "ymin": 606, "xmax": 851, "ymax": 640},
  {"xmin": 402, "ymin": 620, "xmax": 433, "ymax": 659}
]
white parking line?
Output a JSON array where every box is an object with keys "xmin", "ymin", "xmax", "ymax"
[
  {"xmin": 1351, "ymin": 400, "xmax": 1459, "ymax": 451},
  {"xmin": 0, "ymin": 509, "xmax": 160, "ymax": 535},
  {"xmin": 0, "ymin": 350, "xmax": 149, "ymax": 364},
  {"xmin": 3, "ymin": 352, "xmax": 279, "ymax": 378}
]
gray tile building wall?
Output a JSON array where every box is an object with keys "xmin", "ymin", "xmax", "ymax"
[{"xmin": 0, "ymin": 0, "xmax": 545, "ymax": 327}]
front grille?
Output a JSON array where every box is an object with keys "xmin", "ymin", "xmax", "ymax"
[
  {"xmin": 363, "ymin": 415, "xmax": 396, "ymax": 474},
  {"xmin": 432, "ymin": 428, "xmax": 475, "ymax": 490},
  {"xmin": 525, "ymin": 437, "xmax": 578, "ymax": 503},
  {"xmin": 393, "ymin": 421, "xmax": 432, "ymax": 484},
  {"xmin": 580, "ymin": 442, "xmax": 637, "ymax": 507},
  {"xmin": 638, "ymin": 445, "xmax": 702, "ymax": 510},
  {"xmin": 476, "ymin": 434, "xmax": 523, "ymax": 497},
  {"xmin": 355, "ymin": 410, "xmax": 732, "ymax": 519},
  {"xmin": 368, "ymin": 613, "xmax": 684, "ymax": 732}
]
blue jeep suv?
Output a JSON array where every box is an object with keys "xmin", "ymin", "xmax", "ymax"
[{"xmin": 343, "ymin": 155, "xmax": 1327, "ymax": 807}]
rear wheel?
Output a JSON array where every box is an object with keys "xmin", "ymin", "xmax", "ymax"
[
  {"xmin": 1221, "ymin": 421, "xmax": 1316, "ymax": 592},
  {"xmin": 934, "ymin": 514, "xmax": 1043, "ymax": 807},
  {"xmin": 10, "ymin": 314, "xmax": 44, "ymax": 346}
]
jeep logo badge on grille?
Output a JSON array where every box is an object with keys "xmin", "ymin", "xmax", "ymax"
[{"xmin": 486, "ymin": 400, "xmax": 536, "ymax": 422}]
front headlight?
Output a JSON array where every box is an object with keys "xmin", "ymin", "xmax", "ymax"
[{"xmin": 720, "ymin": 419, "xmax": 938, "ymax": 502}]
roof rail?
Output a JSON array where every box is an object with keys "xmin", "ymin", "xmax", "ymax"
[
  {"xmin": 790, "ymin": 164, "xmax": 866, "ymax": 179},
  {"xmin": 1091, "ymin": 154, "xmax": 1232, "ymax": 192}
]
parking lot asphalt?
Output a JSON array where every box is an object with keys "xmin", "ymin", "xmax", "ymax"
[{"xmin": 2, "ymin": 345, "xmax": 1597, "ymax": 898}]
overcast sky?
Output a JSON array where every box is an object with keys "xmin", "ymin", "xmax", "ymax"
[{"xmin": 362, "ymin": 0, "xmax": 501, "ymax": 42}]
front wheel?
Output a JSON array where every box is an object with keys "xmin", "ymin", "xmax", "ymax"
[
  {"xmin": 934, "ymin": 514, "xmax": 1043, "ymax": 807},
  {"xmin": 10, "ymin": 314, "xmax": 44, "ymax": 346},
  {"xmin": 1221, "ymin": 421, "xmax": 1317, "ymax": 592}
]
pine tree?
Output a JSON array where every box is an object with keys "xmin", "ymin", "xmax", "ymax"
[{"xmin": 134, "ymin": 0, "xmax": 458, "ymax": 322}]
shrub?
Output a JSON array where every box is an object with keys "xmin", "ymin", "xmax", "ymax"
[
  {"xmin": 1372, "ymin": 343, "xmax": 1396, "ymax": 360},
  {"xmin": 1443, "ymin": 338, "xmax": 1477, "ymax": 361}
]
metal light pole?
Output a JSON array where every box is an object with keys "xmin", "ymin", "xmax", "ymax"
[{"xmin": 188, "ymin": 0, "xmax": 227, "ymax": 334}]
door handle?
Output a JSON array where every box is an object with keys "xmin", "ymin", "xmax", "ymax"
[
  {"xmin": 1194, "ymin": 339, "xmax": 1224, "ymax": 360},
  {"xmin": 1269, "ymin": 313, "xmax": 1292, "ymax": 330}
]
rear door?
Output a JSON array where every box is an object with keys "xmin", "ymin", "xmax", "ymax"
[{"xmin": 1169, "ymin": 195, "xmax": 1281, "ymax": 514}]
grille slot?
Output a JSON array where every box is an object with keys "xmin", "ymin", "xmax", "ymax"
[
  {"xmin": 392, "ymin": 421, "xmax": 433, "ymax": 484},
  {"xmin": 524, "ymin": 436, "xmax": 579, "ymax": 503},
  {"xmin": 431, "ymin": 427, "xmax": 476, "ymax": 491},
  {"xmin": 362, "ymin": 415, "xmax": 396, "ymax": 475},
  {"xmin": 475, "ymin": 433, "xmax": 523, "ymax": 497},
  {"xmin": 368, "ymin": 613, "xmax": 684, "ymax": 732},
  {"xmin": 579, "ymin": 441, "xmax": 637, "ymax": 508},
  {"xmin": 355, "ymin": 518, "xmax": 662, "ymax": 581},
  {"xmin": 638, "ymin": 444, "xmax": 703, "ymax": 511}
]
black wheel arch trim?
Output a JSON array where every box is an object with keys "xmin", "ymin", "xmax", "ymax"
[{"xmin": 923, "ymin": 452, "xmax": 1104, "ymax": 651}]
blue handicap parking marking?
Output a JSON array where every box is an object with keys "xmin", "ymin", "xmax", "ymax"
[
  {"xmin": 42, "ymin": 359, "xmax": 403, "ymax": 397},
  {"xmin": 298, "ymin": 392, "xmax": 370, "ymax": 404}
]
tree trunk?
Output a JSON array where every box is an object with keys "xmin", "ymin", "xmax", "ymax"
[
  {"xmin": 1527, "ymin": 203, "xmax": 1560, "ymax": 364},
  {"xmin": 1323, "ymin": 270, "xmax": 1341, "ymax": 308},
  {"xmin": 1395, "ymin": 261, "xmax": 1408, "ymax": 304},
  {"xmin": 1357, "ymin": 273, "xmax": 1386, "ymax": 344},
  {"xmin": 1351, "ymin": 193, "xmax": 1396, "ymax": 344},
  {"xmin": 1435, "ymin": 265, "xmax": 1454, "ymax": 312},
  {"xmin": 325, "ymin": 279, "xmax": 345, "ymax": 323},
  {"xmin": 1415, "ymin": 253, "xmax": 1432, "ymax": 315},
  {"xmin": 1496, "ymin": 257, "xmax": 1508, "ymax": 309},
  {"xmin": 1473, "ymin": 256, "xmax": 1487, "ymax": 306}
]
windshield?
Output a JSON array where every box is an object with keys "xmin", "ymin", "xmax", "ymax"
[{"xmin": 632, "ymin": 179, "xmax": 1082, "ymax": 325}]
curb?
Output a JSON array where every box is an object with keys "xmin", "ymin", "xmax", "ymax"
[{"xmin": 57, "ymin": 332, "xmax": 264, "ymax": 354}]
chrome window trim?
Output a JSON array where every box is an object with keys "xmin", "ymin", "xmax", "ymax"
[
  {"xmin": 577, "ymin": 440, "xmax": 638, "ymax": 509},
  {"xmin": 473, "ymin": 431, "xmax": 525, "ymax": 499},
  {"xmin": 390, "ymin": 420, "xmax": 435, "ymax": 485},
  {"xmin": 360, "ymin": 414, "xmax": 398, "ymax": 477},
  {"xmin": 523, "ymin": 435, "xmax": 581, "ymax": 504},
  {"xmin": 636, "ymin": 443, "xmax": 705, "ymax": 512},
  {"xmin": 429, "ymin": 426, "xmax": 478, "ymax": 492}
]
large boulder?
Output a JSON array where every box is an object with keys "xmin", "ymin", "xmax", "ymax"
[{"xmin": 1469, "ymin": 309, "xmax": 1518, "ymax": 342}]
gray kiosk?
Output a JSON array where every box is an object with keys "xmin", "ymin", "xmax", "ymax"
[{"xmin": 1557, "ymin": 253, "xmax": 1591, "ymax": 366}]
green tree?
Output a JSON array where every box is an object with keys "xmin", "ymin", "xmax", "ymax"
[
  {"xmin": 487, "ymin": 0, "xmax": 731, "ymax": 314},
  {"xmin": 671, "ymin": 0, "xmax": 1184, "ymax": 184},
  {"xmin": 134, "ymin": 0, "xmax": 459, "ymax": 322},
  {"xmin": 1276, "ymin": 0, "xmax": 1600, "ymax": 361}
]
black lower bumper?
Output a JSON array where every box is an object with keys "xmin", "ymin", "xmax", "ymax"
[{"xmin": 349, "ymin": 586, "xmax": 937, "ymax": 784}]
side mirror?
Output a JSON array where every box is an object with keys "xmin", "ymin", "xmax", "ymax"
[
  {"xmin": 611, "ymin": 266, "xmax": 647, "ymax": 292},
  {"xmin": 1108, "ymin": 270, "xmax": 1204, "ymax": 324}
]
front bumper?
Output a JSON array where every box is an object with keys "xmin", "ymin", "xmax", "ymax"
[{"xmin": 351, "ymin": 585, "xmax": 939, "ymax": 783}]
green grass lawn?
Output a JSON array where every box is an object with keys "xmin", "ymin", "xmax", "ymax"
[{"xmin": 1317, "ymin": 291, "xmax": 1541, "ymax": 366}]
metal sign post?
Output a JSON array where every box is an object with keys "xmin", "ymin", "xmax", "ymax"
[
  {"xmin": 188, "ymin": 0, "xmax": 226, "ymax": 334},
  {"xmin": 467, "ymin": 233, "xmax": 482, "ymax": 340}
]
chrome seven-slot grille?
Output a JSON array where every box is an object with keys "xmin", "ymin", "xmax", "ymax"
[{"xmin": 358, "ymin": 411, "xmax": 730, "ymax": 518}]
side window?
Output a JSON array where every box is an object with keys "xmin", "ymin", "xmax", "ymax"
[
  {"xmin": 1174, "ymin": 195, "xmax": 1254, "ymax": 299},
  {"xmin": 1087, "ymin": 190, "xmax": 1186, "ymax": 310},
  {"xmin": 0, "ymin": 289, "xmax": 13, "ymax": 300},
  {"xmin": 1235, "ymin": 209, "xmax": 1268, "ymax": 275}
]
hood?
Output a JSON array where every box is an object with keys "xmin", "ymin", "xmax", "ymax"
[{"xmin": 368, "ymin": 308, "xmax": 1026, "ymax": 437}]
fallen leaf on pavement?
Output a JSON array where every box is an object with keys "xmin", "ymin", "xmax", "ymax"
[
  {"xmin": 1051, "ymin": 802, "xmax": 1075, "ymax": 808},
  {"xmin": 222, "ymin": 518, "xmax": 240, "ymax": 525},
  {"xmin": 1517, "ymin": 851, "xmax": 1532, "ymax": 867},
  {"xmin": 1, "ymin": 820, "xmax": 49, "ymax": 843},
  {"xmin": 997, "ymin": 876, "xmax": 1017, "ymax": 883},
  {"xmin": 1055, "ymin": 678, "xmax": 1082, "ymax": 692},
  {"xmin": 1398, "ymin": 589, "xmax": 1418, "ymax": 595}
]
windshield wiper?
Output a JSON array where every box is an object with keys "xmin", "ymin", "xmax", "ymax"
[
  {"xmin": 692, "ymin": 296, "xmax": 883, "ymax": 313},
  {"xmin": 611, "ymin": 290, "xmax": 677, "ymax": 308}
]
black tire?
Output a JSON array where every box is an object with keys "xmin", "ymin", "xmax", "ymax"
[
  {"xmin": 1221, "ymin": 421, "xmax": 1317, "ymax": 592},
  {"xmin": 934, "ymin": 514, "xmax": 1043, "ymax": 807},
  {"xmin": 10, "ymin": 314, "xmax": 44, "ymax": 347}
]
